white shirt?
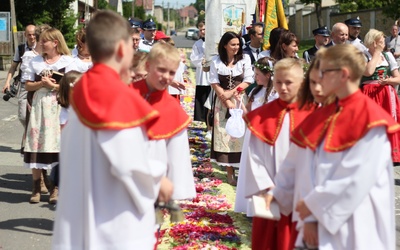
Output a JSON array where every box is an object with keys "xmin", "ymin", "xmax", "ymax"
[
  {"xmin": 168, "ymin": 61, "xmax": 186, "ymax": 95},
  {"xmin": 190, "ymin": 39, "xmax": 210, "ymax": 86},
  {"xmin": 52, "ymin": 110, "xmax": 166, "ymax": 250},
  {"xmin": 303, "ymin": 127, "xmax": 395, "ymax": 249},
  {"xmin": 138, "ymin": 39, "xmax": 153, "ymax": 53},
  {"xmin": 347, "ymin": 38, "xmax": 367, "ymax": 53},
  {"xmin": 209, "ymin": 54, "xmax": 254, "ymax": 85}
]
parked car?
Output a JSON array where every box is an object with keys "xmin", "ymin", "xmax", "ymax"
[
  {"xmin": 192, "ymin": 29, "xmax": 200, "ymax": 40},
  {"xmin": 185, "ymin": 27, "xmax": 198, "ymax": 39}
]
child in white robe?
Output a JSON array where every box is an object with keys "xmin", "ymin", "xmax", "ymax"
[
  {"xmin": 267, "ymin": 45, "xmax": 399, "ymax": 249},
  {"xmin": 52, "ymin": 11, "xmax": 168, "ymax": 250}
]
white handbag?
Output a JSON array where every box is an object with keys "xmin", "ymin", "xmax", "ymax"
[{"xmin": 225, "ymin": 95, "xmax": 245, "ymax": 138}]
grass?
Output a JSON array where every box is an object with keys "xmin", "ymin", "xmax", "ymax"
[{"xmin": 298, "ymin": 39, "xmax": 315, "ymax": 58}]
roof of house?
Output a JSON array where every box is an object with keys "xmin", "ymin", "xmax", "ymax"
[
  {"xmin": 179, "ymin": 6, "xmax": 198, "ymax": 19},
  {"xmin": 135, "ymin": 0, "xmax": 153, "ymax": 10}
]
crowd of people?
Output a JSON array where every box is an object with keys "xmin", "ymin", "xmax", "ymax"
[{"xmin": 2, "ymin": 9, "xmax": 400, "ymax": 249}]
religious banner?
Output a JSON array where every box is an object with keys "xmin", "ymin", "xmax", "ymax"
[
  {"xmin": 204, "ymin": 0, "xmax": 257, "ymax": 62},
  {"xmin": 262, "ymin": 0, "xmax": 288, "ymax": 50}
]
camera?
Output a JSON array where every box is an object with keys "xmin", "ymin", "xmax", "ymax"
[{"xmin": 3, "ymin": 83, "xmax": 18, "ymax": 101}]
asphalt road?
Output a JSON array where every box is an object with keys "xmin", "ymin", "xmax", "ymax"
[{"xmin": 172, "ymin": 31, "xmax": 196, "ymax": 48}]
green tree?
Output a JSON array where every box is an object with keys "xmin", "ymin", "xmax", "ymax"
[
  {"xmin": 336, "ymin": 0, "xmax": 400, "ymax": 20},
  {"xmin": 300, "ymin": 0, "xmax": 323, "ymax": 27},
  {"xmin": 15, "ymin": 0, "xmax": 78, "ymax": 47},
  {"xmin": 122, "ymin": 1, "xmax": 132, "ymax": 19},
  {"xmin": 336, "ymin": 0, "xmax": 384, "ymax": 12},
  {"xmin": 193, "ymin": 0, "xmax": 205, "ymax": 13}
]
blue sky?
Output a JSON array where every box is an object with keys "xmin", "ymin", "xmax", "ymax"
[{"xmin": 154, "ymin": 0, "xmax": 195, "ymax": 8}]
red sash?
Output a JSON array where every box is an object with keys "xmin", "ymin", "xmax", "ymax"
[
  {"xmin": 243, "ymin": 99, "xmax": 314, "ymax": 145},
  {"xmin": 129, "ymin": 79, "xmax": 191, "ymax": 140},
  {"xmin": 291, "ymin": 90, "xmax": 400, "ymax": 152},
  {"xmin": 71, "ymin": 63, "xmax": 158, "ymax": 130}
]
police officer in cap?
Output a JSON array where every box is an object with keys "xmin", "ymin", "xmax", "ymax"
[
  {"xmin": 303, "ymin": 26, "xmax": 330, "ymax": 63},
  {"xmin": 138, "ymin": 19, "xmax": 157, "ymax": 52},
  {"xmin": 345, "ymin": 17, "xmax": 367, "ymax": 52}
]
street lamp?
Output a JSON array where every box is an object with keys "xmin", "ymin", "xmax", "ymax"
[{"xmin": 167, "ymin": 1, "xmax": 170, "ymax": 35}]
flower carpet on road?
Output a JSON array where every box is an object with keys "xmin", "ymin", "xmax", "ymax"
[{"xmin": 157, "ymin": 49, "xmax": 251, "ymax": 249}]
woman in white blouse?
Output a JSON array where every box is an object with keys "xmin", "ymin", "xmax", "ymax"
[
  {"xmin": 209, "ymin": 31, "xmax": 254, "ymax": 185},
  {"xmin": 24, "ymin": 28, "xmax": 73, "ymax": 204}
]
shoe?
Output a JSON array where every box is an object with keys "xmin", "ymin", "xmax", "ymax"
[
  {"xmin": 49, "ymin": 185, "xmax": 58, "ymax": 204},
  {"xmin": 226, "ymin": 166, "xmax": 237, "ymax": 186},
  {"xmin": 205, "ymin": 131, "xmax": 212, "ymax": 141},
  {"xmin": 40, "ymin": 170, "xmax": 49, "ymax": 194},
  {"xmin": 30, "ymin": 179, "xmax": 41, "ymax": 203}
]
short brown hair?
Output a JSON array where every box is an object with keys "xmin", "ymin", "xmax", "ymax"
[
  {"xmin": 86, "ymin": 10, "xmax": 131, "ymax": 62},
  {"xmin": 76, "ymin": 28, "xmax": 87, "ymax": 51},
  {"xmin": 58, "ymin": 71, "xmax": 82, "ymax": 108},
  {"xmin": 131, "ymin": 51, "xmax": 148, "ymax": 71},
  {"xmin": 316, "ymin": 44, "xmax": 366, "ymax": 81}
]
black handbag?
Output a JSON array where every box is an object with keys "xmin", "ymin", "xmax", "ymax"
[{"xmin": 207, "ymin": 93, "xmax": 215, "ymax": 127}]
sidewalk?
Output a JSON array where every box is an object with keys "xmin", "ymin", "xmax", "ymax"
[{"xmin": 0, "ymin": 69, "xmax": 7, "ymax": 83}]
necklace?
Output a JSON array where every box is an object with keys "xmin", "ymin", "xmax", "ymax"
[
  {"xmin": 45, "ymin": 54, "xmax": 61, "ymax": 64},
  {"xmin": 77, "ymin": 53, "xmax": 91, "ymax": 61}
]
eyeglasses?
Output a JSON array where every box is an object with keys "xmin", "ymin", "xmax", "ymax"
[{"xmin": 319, "ymin": 68, "xmax": 341, "ymax": 78}]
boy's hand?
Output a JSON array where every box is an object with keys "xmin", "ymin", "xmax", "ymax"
[
  {"xmin": 263, "ymin": 193, "xmax": 274, "ymax": 210},
  {"xmin": 170, "ymin": 80, "xmax": 186, "ymax": 90},
  {"xmin": 295, "ymin": 199, "xmax": 312, "ymax": 219},
  {"xmin": 158, "ymin": 176, "xmax": 174, "ymax": 203},
  {"xmin": 303, "ymin": 222, "xmax": 319, "ymax": 248}
]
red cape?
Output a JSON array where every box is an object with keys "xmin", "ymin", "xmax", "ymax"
[
  {"xmin": 243, "ymin": 99, "xmax": 314, "ymax": 145},
  {"xmin": 291, "ymin": 90, "xmax": 400, "ymax": 152},
  {"xmin": 71, "ymin": 63, "xmax": 158, "ymax": 130},
  {"xmin": 129, "ymin": 79, "xmax": 191, "ymax": 140}
]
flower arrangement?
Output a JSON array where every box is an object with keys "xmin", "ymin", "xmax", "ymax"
[
  {"xmin": 254, "ymin": 62, "xmax": 273, "ymax": 74},
  {"xmin": 157, "ymin": 49, "xmax": 251, "ymax": 250}
]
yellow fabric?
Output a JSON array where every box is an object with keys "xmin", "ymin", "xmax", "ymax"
[{"xmin": 262, "ymin": 0, "xmax": 288, "ymax": 50}]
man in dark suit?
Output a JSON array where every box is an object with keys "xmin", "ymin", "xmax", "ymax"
[
  {"xmin": 303, "ymin": 26, "xmax": 330, "ymax": 63},
  {"xmin": 243, "ymin": 23, "xmax": 264, "ymax": 65}
]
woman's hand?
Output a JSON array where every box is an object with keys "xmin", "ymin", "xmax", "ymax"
[
  {"xmin": 41, "ymin": 76, "xmax": 56, "ymax": 89},
  {"xmin": 224, "ymin": 99, "xmax": 236, "ymax": 109},
  {"xmin": 373, "ymin": 40, "xmax": 384, "ymax": 53},
  {"xmin": 221, "ymin": 89, "xmax": 234, "ymax": 100}
]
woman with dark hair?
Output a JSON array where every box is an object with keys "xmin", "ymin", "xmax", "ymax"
[
  {"xmin": 209, "ymin": 31, "xmax": 254, "ymax": 185},
  {"xmin": 258, "ymin": 27, "xmax": 287, "ymax": 59},
  {"xmin": 271, "ymin": 30, "xmax": 299, "ymax": 61}
]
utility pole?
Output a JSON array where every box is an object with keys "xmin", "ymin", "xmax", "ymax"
[
  {"xmin": 167, "ymin": 2, "xmax": 170, "ymax": 35},
  {"xmin": 132, "ymin": 0, "xmax": 135, "ymax": 17},
  {"xmin": 9, "ymin": 0, "xmax": 18, "ymax": 53}
]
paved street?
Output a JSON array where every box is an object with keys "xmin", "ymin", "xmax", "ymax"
[{"xmin": 0, "ymin": 70, "xmax": 54, "ymax": 249}]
